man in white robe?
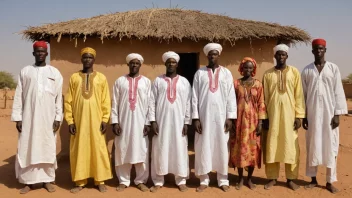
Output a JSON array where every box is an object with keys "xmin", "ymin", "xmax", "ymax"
[
  {"xmin": 149, "ymin": 51, "xmax": 191, "ymax": 193},
  {"xmin": 192, "ymin": 43, "xmax": 237, "ymax": 192},
  {"xmin": 11, "ymin": 41, "xmax": 63, "ymax": 194},
  {"xmin": 302, "ymin": 38, "xmax": 347, "ymax": 194},
  {"xmin": 111, "ymin": 53, "xmax": 150, "ymax": 192}
]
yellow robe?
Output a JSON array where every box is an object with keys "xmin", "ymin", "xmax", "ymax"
[
  {"xmin": 64, "ymin": 71, "xmax": 112, "ymax": 182},
  {"xmin": 263, "ymin": 66, "xmax": 305, "ymax": 164}
]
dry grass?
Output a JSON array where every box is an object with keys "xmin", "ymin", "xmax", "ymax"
[{"xmin": 21, "ymin": 8, "xmax": 310, "ymax": 45}]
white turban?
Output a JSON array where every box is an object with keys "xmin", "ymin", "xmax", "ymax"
[
  {"xmin": 126, "ymin": 53, "xmax": 144, "ymax": 64},
  {"xmin": 273, "ymin": 44, "xmax": 289, "ymax": 54},
  {"xmin": 203, "ymin": 43, "xmax": 223, "ymax": 56},
  {"xmin": 162, "ymin": 51, "xmax": 180, "ymax": 63}
]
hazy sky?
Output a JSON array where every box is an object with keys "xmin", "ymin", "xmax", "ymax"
[{"xmin": 0, "ymin": 0, "xmax": 351, "ymax": 78}]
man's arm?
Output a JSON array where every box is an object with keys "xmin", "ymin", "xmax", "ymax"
[
  {"xmin": 54, "ymin": 73, "xmax": 63, "ymax": 122},
  {"xmin": 101, "ymin": 78, "xmax": 111, "ymax": 123},
  {"xmin": 64, "ymin": 77, "xmax": 75, "ymax": 125},
  {"xmin": 333, "ymin": 66, "xmax": 348, "ymax": 115},
  {"xmin": 11, "ymin": 73, "xmax": 23, "ymax": 122},
  {"xmin": 148, "ymin": 79, "xmax": 158, "ymax": 123},
  {"xmin": 184, "ymin": 80, "xmax": 192, "ymax": 125},
  {"xmin": 110, "ymin": 80, "xmax": 120, "ymax": 124},
  {"xmin": 225, "ymin": 71, "xmax": 237, "ymax": 120},
  {"xmin": 294, "ymin": 69, "xmax": 306, "ymax": 119},
  {"xmin": 191, "ymin": 71, "xmax": 200, "ymax": 120}
]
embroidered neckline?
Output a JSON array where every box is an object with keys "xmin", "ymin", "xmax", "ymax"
[
  {"xmin": 79, "ymin": 71, "xmax": 97, "ymax": 99},
  {"xmin": 207, "ymin": 67, "xmax": 220, "ymax": 93},
  {"xmin": 127, "ymin": 75, "xmax": 142, "ymax": 111},
  {"xmin": 163, "ymin": 75, "xmax": 179, "ymax": 104},
  {"xmin": 275, "ymin": 66, "xmax": 289, "ymax": 93}
]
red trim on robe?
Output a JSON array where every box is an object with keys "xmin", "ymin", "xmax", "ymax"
[
  {"xmin": 163, "ymin": 75, "xmax": 179, "ymax": 104},
  {"xmin": 207, "ymin": 67, "xmax": 220, "ymax": 93},
  {"xmin": 127, "ymin": 75, "xmax": 142, "ymax": 111}
]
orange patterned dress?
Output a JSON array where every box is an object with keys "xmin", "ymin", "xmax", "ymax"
[{"xmin": 230, "ymin": 79, "xmax": 266, "ymax": 168}]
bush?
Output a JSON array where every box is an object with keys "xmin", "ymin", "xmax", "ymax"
[{"xmin": 0, "ymin": 71, "xmax": 17, "ymax": 89}]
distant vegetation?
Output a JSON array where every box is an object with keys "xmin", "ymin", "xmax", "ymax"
[
  {"xmin": 0, "ymin": 71, "xmax": 17, "ymax": 89},
  {"xmin": 343, "ymin": 73, "xmax": 352, "ymax": 84}
]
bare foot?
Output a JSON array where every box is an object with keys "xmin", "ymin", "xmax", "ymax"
[
  {"xmin": 137, "ymin": 183, "xmax": 149, "ymax": 192},
  {"xmin": 19, "ymin": 185, "xmax": 31, "ymax": 194},
  {"xmin": 287, "ymin": 180, "xmax": 300, "ymax": 191},
  {"xmin": 220, "ymin": 185, "xmax": 230, "ymax": 192},
  {"xmin": 116, "ymin": 184, "xmax": 127, "ymax": 192},
  {"xmin": 43, "ymin": 183, "xmax": 56, "ymax": 193},
  {"xmin": 235, "ymin": 178, "xmax": 244, "ymax": 190},
  {"xmin": 97, "ymin": 184, "xmax": 107, "ymax": 193},
  {"xmin": 326, "ymin": 183, "xmax": 339, "ymax": 194},
  {"xmin": 70, "ymin": 186, "xmax": 84, "ymax": 194},
  {"xmin": 264, "ymin": 179, "xmax": 276, "ymax": 190},
  {"xmin": 178, "ymin": 184, "xmax": 188, "ymax": 192},
  {"xmin": 150, "ymin": 185, "xmax": 161, "ymax": 193},
  {"xmin": 247, "ymin": 179, "xmax": 256, "ymax": 190},
  {"xmin": 196, "ymin": 185, "xmax": 207, "ymax": 192},
  {"xmin": 304, "ymin": 181, "xmax": 318, "ymax": 189}
]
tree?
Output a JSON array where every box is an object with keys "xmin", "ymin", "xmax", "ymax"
[
  {"xmin": 347, "ymin": 73, "xmax": 352, "ymax": 81},
  {"xmin": 0, "ymin": 71, "xmax": 17, "ymax": 89}
]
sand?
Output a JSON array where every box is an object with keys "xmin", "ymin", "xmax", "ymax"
[{"xmin": 0, "ymin": 93, "xmax": 351, "ymax": 198}]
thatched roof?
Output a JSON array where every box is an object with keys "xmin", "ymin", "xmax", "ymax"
[{"xmin": 22, "ymin": 8, "xmax": 310, "ymax": 45}]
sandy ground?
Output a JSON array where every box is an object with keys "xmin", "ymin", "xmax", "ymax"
[{"xmin": 0, "ymin": 98, "xmax": 351, "ymax": 198}]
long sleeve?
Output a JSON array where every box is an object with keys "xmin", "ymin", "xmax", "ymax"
[
  {"xmin": 144, "ymin": 79, "xmax": 152, "ymax": 125},
  {"xmin": 226, "ymin": 71, "xmax": 237, "ymax": 119},
  {"xmin": 11, "ymin": 73, "xmax": 23, "ymax": 121},
  {"xmin": 257, "ymin": 82, "xmax": 266, "ymax": 119},
  {"xmin": 54, "ymin": 73, "xmax": 63, "ymax": 121},
  {"xmin": 191, "ymin": 71, "xmax": 200, "ymax": 119},
  {"xmin": 333, "ymin": 66, "xmax": 348, "ymax": 115},
  {"xmin": 148, "ymin": 79, "xmax": 157, "ymax": 122},
  {"xmin": 101, "ymin": 78, "xmax": 111, "ymax": 123},
  {"xmin": 184, "ymin": 80, "xmax": 192, "ymax": 125},
  {"xmin": 294, "ymin": 69, "xmax": 306, "ymax": 118},
  {"xmin": 64, "ymin": 77, "xmax": 74, "ymax": 125},
  {"xmin": 301, "ymin": 70, "xmax": 308, "ymax": 102},
  {"xmin": 301, "ymin": 70, "xmax": 308, "ymax": 118},
  {"xmin": 262, "ymin": 74, "xmax": 269, "ymax": 119},
  {"xmin": 110, "ymin": 80, "xmax": 119, "ymax": 124}
]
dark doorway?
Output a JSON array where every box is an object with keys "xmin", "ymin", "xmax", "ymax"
[
  {"xmin": 176, "ymin": 53, "xmax": 199, "ymax": 144},
  {"xmin": 177, "ymin": 53, "xmax": 199, "ymax": 86}
]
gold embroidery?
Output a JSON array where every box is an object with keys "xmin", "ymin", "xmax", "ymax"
[
  {"xmin": 79, "ymin": 71, "xmax": 97, "ymax": 99},
  {"xmin": 276, "ymin": 66, "xmax": 289, "ymax": 93}
]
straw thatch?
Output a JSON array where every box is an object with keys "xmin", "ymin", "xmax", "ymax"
[{"xmin": 22, "ymin": 8, "xmax": 310, "ymax": 45}]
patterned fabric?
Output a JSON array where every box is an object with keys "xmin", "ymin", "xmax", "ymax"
[{"xmin": 230, "ymin": 79, "xmax": 266, "ymax": 168}]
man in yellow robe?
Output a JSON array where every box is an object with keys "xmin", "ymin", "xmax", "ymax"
[
  {"xmin": 262, "ymin": 44, "xmax": 305, "ymax": 191},
  {"xmin": 64, "ymin": 47, "xmax": 112, "ymax": 193}
]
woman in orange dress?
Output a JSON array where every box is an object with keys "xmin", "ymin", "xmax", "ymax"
[{"xmin": 230, "ymin": 57, "xmax": 266, "ymax": 190}]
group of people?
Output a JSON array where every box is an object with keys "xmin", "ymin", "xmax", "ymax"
[{"xmin": 11, "ymin": 39, "xmax": 347, "ymax": 195}]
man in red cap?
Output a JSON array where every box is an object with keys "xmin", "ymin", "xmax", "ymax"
[
  {"xmin": 301, "ymin": 38, "xmax": 347, "ymax": 194},
  {"xmin": 11, "ymin": 41, "xmax": 63, "ymax": 194}
]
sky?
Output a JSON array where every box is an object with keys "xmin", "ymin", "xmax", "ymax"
[{"xmin": 0, "ymin": 0, "xmax": 351, "ymax": 78}]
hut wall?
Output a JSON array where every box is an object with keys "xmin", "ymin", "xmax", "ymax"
[
  {"xmin": 343, "ymin": 84, "xmax": 352, "ymax": 98},
  {"xmin": 50, "ymin": 37, "xmax": 277, "ymax": 156},
  {"xmin": 50, "ymin": 37, "xmax": 276, "ymax": 91}
]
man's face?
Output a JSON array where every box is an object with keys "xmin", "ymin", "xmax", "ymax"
[
  {"xmin": 165, "ymin": 58, "xmax": 178, "ymax": 73},
  {"xmin": 207, "ymin": 50, "xmax": 220, "ymax": 65},
  {"xmin": 128, "ymin": 59, "xmax": 141, "ymax": 74},
  {"xmin": 81, "ymin": 53, "xmax": 95, "ymax": 69},
  {"xmin": 312, "ymin": 45, "xmax": 326, "ymax": 59},
  {"xmin": 33, "ymin": 47, "xmax": 48, "ymax": 62},
  {"xmin": 274, "ymin": 51, "xmax": 288, "ymax": 65}
]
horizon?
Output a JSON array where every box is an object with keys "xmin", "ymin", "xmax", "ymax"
[{"xmin": 0, "ymin": 0, "xmax": 351, "ymax": 78}]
